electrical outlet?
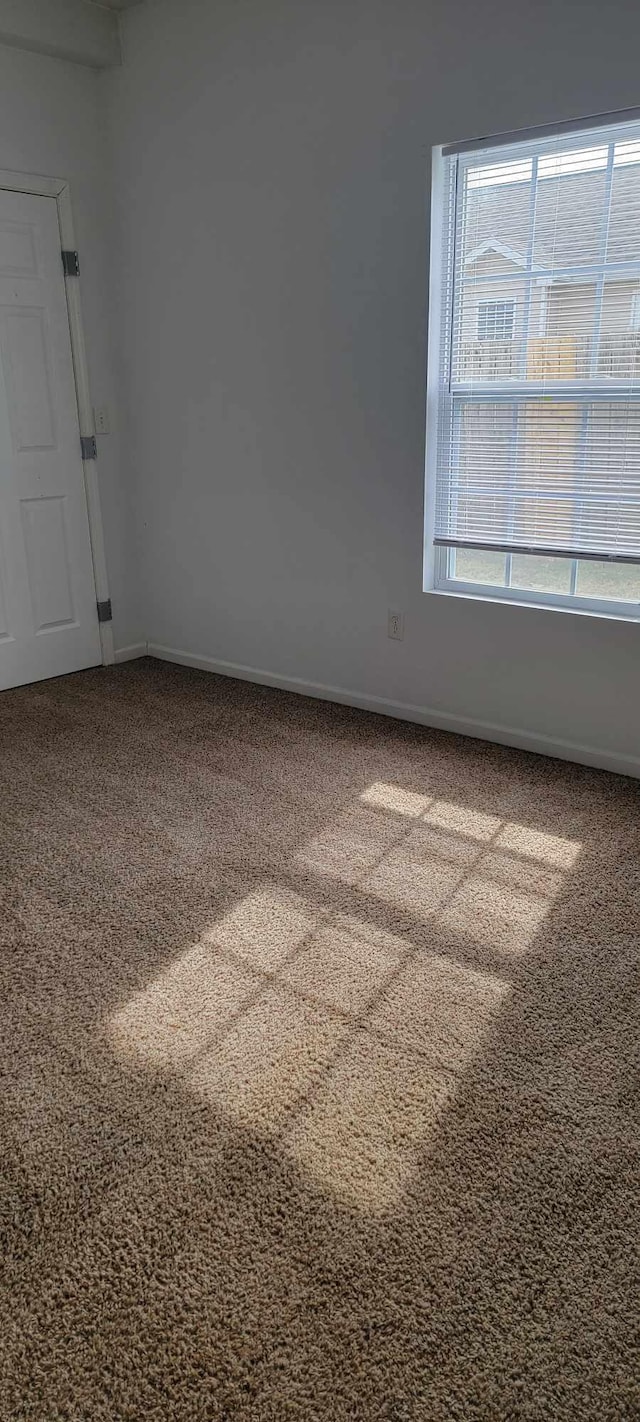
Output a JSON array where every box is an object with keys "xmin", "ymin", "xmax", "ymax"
[
  {"xmin": 94, "ymin": 406, "xmax": 110, "ymax": 435},
  {"xmin": 388, "ymin": 610, "xmax": 404, "ymax": 641}
]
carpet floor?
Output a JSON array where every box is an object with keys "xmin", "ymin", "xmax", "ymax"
[{"xmin": 0, "ymin": 658, "xmax": 638, "ymax": 1421}]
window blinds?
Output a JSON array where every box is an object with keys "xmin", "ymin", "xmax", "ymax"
[{"xmin": 433, "ymin": 116, "xmax": 640, "ymax": 563}]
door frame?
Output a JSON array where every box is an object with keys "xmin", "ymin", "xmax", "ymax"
[{"xmin": 0, "ymin": 167, "xmax": 114, "ymax": 666}]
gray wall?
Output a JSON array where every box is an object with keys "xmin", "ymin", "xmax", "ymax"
[{"xmin": 105, "ymin": 0, "xmax": 640, "ymax": 769}]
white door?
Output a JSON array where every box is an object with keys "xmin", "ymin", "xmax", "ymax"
[{"xmin": 0, "ymin": 190, "xmax": 101, "ymax": 692}]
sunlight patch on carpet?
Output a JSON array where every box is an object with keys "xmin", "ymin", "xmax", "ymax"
[
  {"xmin": 496, "ymin": 823, "xmax": 581, "ymax": 868},
  {"xmin": 361, "ymin": 782, "xmax": 433, "ymax": 817},
  {"xmin": 426, "ymin": 800, "xmax": 502, "ymax": 840},
  {"xmin": 108, "ymin": 789, "xmax": 582, "ymax": 1212},
  {"xmin": 109, "ymin": 943, "xmax": 259, "ymax": 1068},
  {"xmin": 201, "ymin": 886, "xmax": 318, "ymax": 972},
  {"xmin": 190, "ymin": 983, "xmax": 348, "ymax": 1136},
  {"xmin": 108, "ymin": 879, "xmax": 511, "ymax": 1212},
  {"xmin": 286, "ymin": 1035, "xmax": 458, "ymax": 1214}
]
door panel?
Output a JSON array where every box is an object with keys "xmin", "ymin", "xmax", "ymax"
[
  {"xmin": 21, "ymin": 496, "xmax": 76, "ymax": 631},
  {"xmin": 0, "ymin": 220, "xmax": 38, "ymax": 277},
  {"xmin": 3, "ymin": 309, "xmax": 58, "ymax": 450},
  {"xmin": 0, "ymin": 190, "xmax": 101, "ymax": 691}
]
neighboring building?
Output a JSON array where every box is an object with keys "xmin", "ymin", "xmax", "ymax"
[{"xmin": 457, "ymin": 160, "xmax": 640, "ymax": 382}]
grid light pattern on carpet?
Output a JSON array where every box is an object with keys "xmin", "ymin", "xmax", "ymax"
[{"xmin": 0, "ymin": 659, "xmax": 638, "ymax": 1421}]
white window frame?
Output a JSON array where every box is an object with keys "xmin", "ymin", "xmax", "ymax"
[{"xmin": 424, "ymin": 133, "xmax": 640, "ymax": 622}]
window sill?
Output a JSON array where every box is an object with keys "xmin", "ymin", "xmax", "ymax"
[{"xmin": 425, "ymin": 583, "xmax": 640, "ymax": 623}]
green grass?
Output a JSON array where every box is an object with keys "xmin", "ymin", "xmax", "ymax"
[{"xmin": 453, "ymin": 548, "xmax": 640, "ymax": 603}]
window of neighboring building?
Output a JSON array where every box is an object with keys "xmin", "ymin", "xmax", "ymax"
[
  {"xmin": 477, "ymin": 299, "xmax": 515, "ymax": 341},
  {"xmin": 426, "ymin": 113, "xmax": 640, "ymax": 617}
]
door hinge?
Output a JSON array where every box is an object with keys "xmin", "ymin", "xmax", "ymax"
[
  {"xmin": 62, "ymin": 250, "xmax": 80, "ymax": 278},
  {"xmin": 97, "ymin": 599, "xmax": 112, "ymax": 624},
  {"xmin": 80, "ymin": 434, "xmax": 97, "ymax": 461}
]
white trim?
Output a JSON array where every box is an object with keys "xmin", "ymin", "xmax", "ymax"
[
  {"xmin": 0, "ymin": 168, "xmax": 114, "ymax": 666},
  {"xmin": 443, "ymin": 105, "xmax": 640, "ymax": 157},
  {"xmin": 423, "ymin": 146, "xmax": 446, "ymax": 592},
  {"xmin": 114, "ymin": 642, "xmax": 148, "ymax": 663},
  {"xmin": 0, "ymin": 169, "xmax": 64, "ymax": 198},
  {"xmin": 57, "ymin": 184, "xmax": 114, "ymax": 666},
  {"xmin": 465, "ymin": 238, "xmax": 541, "ymax": 271},
  {"xmin": 147, "ymin": 643, "xmax": 640, "ymax": 781}
]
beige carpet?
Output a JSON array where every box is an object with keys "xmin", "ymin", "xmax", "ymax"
[{"xmin": 1, "ymin": 658, "xmax": 638, "ymax": 1420}]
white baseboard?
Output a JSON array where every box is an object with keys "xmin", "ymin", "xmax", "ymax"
[
  {"xmin": 114, "ymin": 642, "xmax": 148, "ymax": 664},
  {"xmin": 147, "ymin": 642, "xmax": 640, "ymax": 780}
]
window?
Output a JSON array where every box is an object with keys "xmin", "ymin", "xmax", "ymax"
[
  {"xmin": 427, "ymin": 114, "xmax": 640, "ymax": 616},
  {"xmin": 477, "ymin": 299, "xmax": 515, "ymax": 341}
]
